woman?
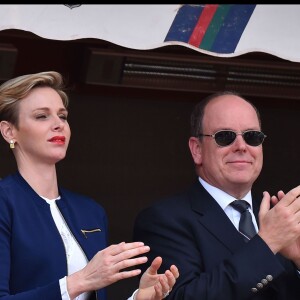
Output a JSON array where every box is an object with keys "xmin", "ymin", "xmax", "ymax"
[{"xmin": 0, "ymin": 71, "xmax": 179, "ymax": 300}]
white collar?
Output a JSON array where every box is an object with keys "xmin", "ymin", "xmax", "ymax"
[{"xmin": 198, "ymin": 177, "xmax": 253, "ymax": 210}]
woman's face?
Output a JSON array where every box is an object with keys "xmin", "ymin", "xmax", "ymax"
[{"xmin": 13, "ymin": 86, "xmax": 71, "ymax": 165}]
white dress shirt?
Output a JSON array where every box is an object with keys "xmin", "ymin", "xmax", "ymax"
[{"xmin": 198, "ymin": 177, "xmax": 259, "ymax": 232}]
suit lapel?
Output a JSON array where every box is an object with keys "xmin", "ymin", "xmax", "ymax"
[
  {"xmin": 189, "ymin": 181, "xmax": 247, "ymax": 252},
  {"xmin": 189, "ymin": 182, "xmax": 280, "ymax": 296},
  {"xmin": 252, "ymin": 197, "xmax": 260, "ymax": 225}
]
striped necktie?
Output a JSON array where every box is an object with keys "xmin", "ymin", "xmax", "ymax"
[{"xmin": 230, "ymin": 200, "xmax": 256, "ymax": 242}]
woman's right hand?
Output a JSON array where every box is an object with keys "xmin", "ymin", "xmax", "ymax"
[
  {"xmin": 67, "ymin": 241, "xmax": 150, "ymax": 299},
  {"xmin": 135, "ymin": 256, "xmax": 179, "ymax": 300}
]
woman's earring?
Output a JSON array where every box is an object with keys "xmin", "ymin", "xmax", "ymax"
[{"xmin": 9, "ymin": 140, "xmax": 15, "ymax": 149}]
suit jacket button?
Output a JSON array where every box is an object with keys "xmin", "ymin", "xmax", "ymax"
[
  {"xmin": 261, "ymin": 279, "xmax": 268, "ymax": 286},
  {"xmin": 256, "ymin": 283, "xmax": 264, "ymax": 289},
  {"xmin": 266, "ymin": 275, "xmax": 273, "ymax": 282},
  {"xmin": 251, "ymin": 288, "xmax": 258, "ymax": 293}
]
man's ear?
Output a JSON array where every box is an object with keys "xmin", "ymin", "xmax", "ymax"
[
  {"xmin": 0, "ymin": 121, "xmax": 15, "ymax": 144},
  {"xmin": 188, "ymin": 136, "xmax": 202, "ymax": 165}
]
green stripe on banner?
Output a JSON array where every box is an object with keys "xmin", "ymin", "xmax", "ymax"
[{"xmin": 200, "ymin": 5, "xmax": 231, "ymax": 51}]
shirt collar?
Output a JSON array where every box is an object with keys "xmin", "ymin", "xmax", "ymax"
[{"xmin": 198, "ymin": 177, "xmax": 253, "ymax": 210}]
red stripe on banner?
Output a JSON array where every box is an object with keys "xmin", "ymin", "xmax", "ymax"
[{"xmin": 188, "ymin": 4, "xmax": 218, "ymax": 47}]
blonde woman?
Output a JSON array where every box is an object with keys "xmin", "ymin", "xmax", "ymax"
[{"xmin": 0, "ymin": 71, "xmax": 178, "ymax": 300}]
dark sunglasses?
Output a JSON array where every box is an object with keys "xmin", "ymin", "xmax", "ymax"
[{"xmin": 199, "ymin": 130, "xmax": 267, "ymax": 147}]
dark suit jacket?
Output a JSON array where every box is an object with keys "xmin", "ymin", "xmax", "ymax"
[{"xmin": 133, "ymin": 180, "xmax": 300, "ymax": 300}]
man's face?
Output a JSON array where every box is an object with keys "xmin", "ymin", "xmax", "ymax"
[{"xmin": 190, "ymin": 95, "xmax": 263, "ymax": 198}]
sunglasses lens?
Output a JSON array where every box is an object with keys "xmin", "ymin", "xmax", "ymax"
[
  {"xmin": 214, "ymin": 131, "xmax": 236, "ymax": 146},
  {"xmin": 213, "ymin": 130, "xmax": 265, "ymax": 147},
  {"xmin": 243, "ymin": 131, "xmax": 265, "ymax": 146}
]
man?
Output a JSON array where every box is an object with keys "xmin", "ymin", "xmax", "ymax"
[{"xmin": 133, "ymin": 91, "xmax": 300, "ymax": 299}]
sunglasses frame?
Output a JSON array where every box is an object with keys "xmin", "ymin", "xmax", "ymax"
[{"xmin": 199, "ymin": 130, "xmax": 267, "ymax": 147}]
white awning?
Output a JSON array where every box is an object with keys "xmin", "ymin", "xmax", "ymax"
[{"xmin": 0, "ymin": 4, "xmax": 300, "ymax": 63}]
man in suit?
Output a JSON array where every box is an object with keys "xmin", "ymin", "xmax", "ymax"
[{"xmin": 133, "ymin": 91, "xmax": 300, "ymax": 299}]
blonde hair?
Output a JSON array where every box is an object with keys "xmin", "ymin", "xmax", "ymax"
[{"xmin": 0, "ymin": 71, "xmax": 69, "ymax": 128}]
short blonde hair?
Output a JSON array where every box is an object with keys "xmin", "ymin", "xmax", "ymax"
[{"xmin": 0, "ymin": 71, "xmax": 69, "ymax": 128}]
